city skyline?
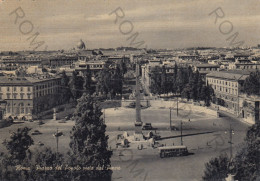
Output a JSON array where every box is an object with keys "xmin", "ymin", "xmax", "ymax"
[{"xmin": 0, "ymin": 0, "xmax": 260, "ymax": 51}]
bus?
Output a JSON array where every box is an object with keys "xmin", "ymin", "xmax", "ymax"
[{"xmin": 158, "ymin": 145, "xmax": 188, "ymax": 158}]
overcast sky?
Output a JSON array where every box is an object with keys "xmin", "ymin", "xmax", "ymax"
[{"xmin": 0, "ymin": 0, "xmax": 260, "ymax": 51}]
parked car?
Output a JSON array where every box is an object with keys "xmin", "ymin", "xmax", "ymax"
[
  {"xmin": 58, "ymin": 119, "xmax": 67, "ymax": 123},
  {"xmin": 38, "ymin": 120, "xmax": 44, "ymax": 125},
  {"xmin": 38, "ymin": 141, "xmax": 44, "ymax": 146},
  {"xmin": 142, "ymin": 123, "xmax": 153, "ymax": 130},
  {"xmin": 65, "ymin": 114, "xmax": 73, "ymax": 120},
  {"xmin": 32, "ymin": 130, "xmax": 42, "ymax": 135},
  {"xmin": 134, "ymin": 121, "xmax": 143, "ymax": 127}
]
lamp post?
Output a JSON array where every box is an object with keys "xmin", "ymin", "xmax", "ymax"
[
  {"xmin": 169, "ymin": 107, "xmax": 172, "ymax": 131},
  {"xmin": 225, "ymin": 124, "xmax": 234, "ymax": 160},
  {"xmin": 53, "ymin": 128, "xmax": 63, "ymax": 153},
  {"xmin": 180, "ymin": 120, "xmax": 183, "ymax": 145}
]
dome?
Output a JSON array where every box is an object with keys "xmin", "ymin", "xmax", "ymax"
[{"xmin": 77, "ymin": 39, "xmax": 86, "ymax": 50}]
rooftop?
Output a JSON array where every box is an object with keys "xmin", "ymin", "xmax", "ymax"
[
  {"xmin": 206, "ymin": 70, "xmax": 255, "ymax": 80},
  {"xmin": 195, "ymin": 64, "xmax": 220, "ymax": 68},
  {"xmin": 0, "ymin": 75, "xmax": 60, "ymax": 85}
]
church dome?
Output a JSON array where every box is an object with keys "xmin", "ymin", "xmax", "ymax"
[{"xmin": 77, "ymin": 39, "xmax": 86, "ymax": 50}]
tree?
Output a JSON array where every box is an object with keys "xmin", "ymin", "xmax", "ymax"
[
  {"xmin": 172, "ymin": 64, "xmax": 178, "ymax": 94},
  {"xmin": 176, "ymin": 67, "xmax": 185, "ymax": 94},
  {"xmin": 243, "ymin": 71, "xmax": 260, "ymax": 96},
  {"xmin": 119, "ymin": 58, "xmax": 127, "ymax": 74},
  {"xmin": 96, "ymin": 65, "xmax": 112, "ymax": 97},
  {"xmin": 202, "ymin": 154, "xmax": 229, "ymax": 181},
  {"xmin": 234, "ymin": 123, "xmax": 260, "ymax": 181},
  {"xmin": 69, "ymin": 71, "xmax": 83, "ymax": 100},
  {"xmin": 28, "ymin": 147, "xmax": 67, "ymax": 181},
  {"xmin": 3, "ymin": 127, "xmax": 34, "ymax": 162},
  {"xmin": 113, "ymin": 65, "xmax": 123, "ymax": 96},
  {"xmin": 150, "ymin": 66, "xmax": 162, "ymax": 94},
  {"xmin": 197, "ymin": 74, "xmax": 204, "ymax": 101},
  {"xmin": 83, "ymin": 67, "xmax": 93, "ymax": 95},
  {"xmin": 161, "ymin": 66, "xmax": 167, "ymax": 94},
  {"xmin": 60, "ymin": 71, "xmax": 71, "ymax": 103},
  {"xmin": 0, "ymin": 127, "xmax": 33, "ymax": 181},
  {"xmin": 69, "ymin": 93, "xmax": 112, "ymax": 180},
  {"xmin": 203, "ymin": 123, "xmax": 260, "ymax": 181}
]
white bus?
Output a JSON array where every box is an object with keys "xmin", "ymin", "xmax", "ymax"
[{"xmin": 158, "ymin": 145, "xmax": 188, "ymax": 158}]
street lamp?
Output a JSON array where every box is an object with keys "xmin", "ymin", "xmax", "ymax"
[
  {"xmin": 225, "ymin": 124, "xmax": 235, "ymax": 160},
  {"xmin": 53, "ymin": 128, "xmax": 63, "ymax": 153},
  {"xmin": 180, "ymin": 120, "xmax": 183, "ymax": 145}
]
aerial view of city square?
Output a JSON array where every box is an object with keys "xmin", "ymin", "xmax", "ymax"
[{"xmin": 0, "ymin": 0, "xmax": 259, "ymax": 181}]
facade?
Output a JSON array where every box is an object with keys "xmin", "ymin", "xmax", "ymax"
[
  {"xmin": 0, "ymin": 75, "xmax": 61, "ymax": 119},
  {"xmin": 239, "ymin": 94, "xmax": 260, "ymax": 124},
  {"xmin": 141, "ymin": 60, "xmax": 176, "ymax": 89},
  {"xmin": 73, "ymin": 60, "xmax": 106, "ymax": 77},
  {"xmin": 194, "ymin": 64, "xmax": 220, "ymax": 72},
  {"xmin": 194, "ymin": 64, "xmax": 220, "ymax": 79},
  {"xmin": 206, "ymin": 70, "xmax": 260, "ymax": 124},
  {"xmin": 228, "ymin": 63, "xmax": 260, "ymax": 70},
  {"xmin": 1, "ymin": 56, "xmax": 42, "ymax": 69},
  {"xmin": 49, "ymin": 55, "xmax": 78, "ymax": 68}
]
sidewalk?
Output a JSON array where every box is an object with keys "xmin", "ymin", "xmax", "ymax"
[{"xmin": 218, "ymin": 109, "xmax": 253, "ymax": 126}]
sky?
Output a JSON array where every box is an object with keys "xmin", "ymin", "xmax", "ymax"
[{"xmin": 0, "ymin": 0, "xmax": 260, "ymax": 51}]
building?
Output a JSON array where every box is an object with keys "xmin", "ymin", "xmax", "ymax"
[
  {"xmin": 1, "ymin": 56, "xmax": 42, "ymax": 69},
  {"xmin": 141, "ymin": 60, "xmax": 176, "ymax": 89},
  {"xmin": 206, "ymin": 70, "xmax": 260, "ymax": 122},
  {"xmin": 0, "ymin": 75, "xmax": 62, "ymax": 119},
  {"xmin": 73, "ymin": 60, "xmax": 106, "ymax": 77},
  {"xmin": 48, "ymin": 55, "xmax": 78, "ymax": 68},
  {"xmin": 194, "ymin": 64, "xmax": 220, "ymax": 79},
  {"xmin": 206, "ymin": 71, "xmax": 249, "ymax": 114},
  {"xmin": 228, "ymin": 59, "xmax": 260, "ymax": 70}
]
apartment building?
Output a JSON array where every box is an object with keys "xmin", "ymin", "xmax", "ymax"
[
  {"xmin": 141, "ymin": 60, "xmax": 176, "ymax": 89},
  {"xmin": 0, "ymin": 75, "xmax": 61, "ymax": 119},
  {"xmin": 194, "ymin": 64, "xmax": 220, "ymax": 80},
  {"xmin": 49, "ymin": 55, "xmax": 78, "ymax": 68},
  {"xmin": 206, "ymin": 71, "xmax": 248, "ymax": 113}
]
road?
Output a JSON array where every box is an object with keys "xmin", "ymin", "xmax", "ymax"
[{"xmin": 0, "ymin": 106, "xmax": 250, "ymax": 181}]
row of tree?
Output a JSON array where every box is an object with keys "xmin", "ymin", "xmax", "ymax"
[
  {"xmin": 149, "ymin": 65, "xmax": 214, "ymax": 106},
  {"xmin": 0, "ymin": 93, "xmax": 112, "ymax": 181},
  {"xmin": 60, "ymin": 61, "xmax": 126, "ymax": 102}
]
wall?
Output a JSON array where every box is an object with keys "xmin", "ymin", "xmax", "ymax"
[{"xmin": 121, "ymin": 100, "xmax": 150, "ymax": 107}]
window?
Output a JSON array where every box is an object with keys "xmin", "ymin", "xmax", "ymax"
[
  {"xmin": 20, "ymin": 94, "xmax": 24, "ymax": 99},
  {"xmin": 28, "ymin": 87, "xmax": 31, "ymax": 92},
  {"xmin": 7, "ymin": 87, "xmax": 10, "ymax": 91},
  {"xmin": 13, "ymin": 94, "xmax": 17, "ymax": 99},
  {"xmin": 7, "ymin": 94, "xmax": 10, "ymax": 99},
  {"xmin": 0, "ymin": 87, "xmax": 1, "ymax": 91},
  {"xmin": 27, "ymin": 94, "xmax": 31, "ymax": 99},
  {"xmin": 20, "ymin": 87, "xmax": 23, "ymax": 91},
  {"xmin": 14, "ymin": 87, "xmax": 16, "ymax": 91}
]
